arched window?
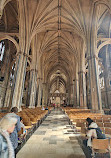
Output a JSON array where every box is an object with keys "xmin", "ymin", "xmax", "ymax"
[
  {"xmin": 109, "ymin": 45, "xmax": 111, "ymax": 68},
  {"xmin": 98, "ymin": 65, "xmax": 104, "ymax": 89},
  {"xmin": 98, "ymin": 65, "xmax": 103, "ymax": 75},
  {"xmin": 0, "ymin": 41, "xmax": 5, "ymax": 61},
  {"xmin": 10, "ymin": 62, "xmax": 16, "ymax": 86},
  {"xmin": 100, "ymin": 77, "xmax": 104, "ymax": 89}
]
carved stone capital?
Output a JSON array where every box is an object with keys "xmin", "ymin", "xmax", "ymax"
[
  {"xmin": 23, "ymin": 52, "xmax": 28, "ymax": 58},
  {"xmin": 78, "ymin": 70, "xmax": 85, "ymax": 74},
  {"xmin": 30, "ymin": 69, "xmax": 35, "ymax": 72},
  {"xmin": 87, "ymin": 54, "xmax": 98, "ymax": 61}
]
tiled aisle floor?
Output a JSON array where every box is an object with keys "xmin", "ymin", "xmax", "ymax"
[{"xmin": 17, "ymin": 108, "xmax": 85, "ymax": 158}]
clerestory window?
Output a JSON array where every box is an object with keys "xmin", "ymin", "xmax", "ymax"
[{"xmin": 0, "ymin": 41, "xmax": 5, "ymax": 61}]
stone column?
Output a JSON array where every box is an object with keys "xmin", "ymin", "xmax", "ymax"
[
  {"xmin": 75, "ymin": 63, "xmax": 79, "ymax": 107},
  {"xmin": 24, "ymin": 71, "xmax": 30, "ymax": 107},
  {"xmin": 72, "ymin": 82, "xmax": 75, "ymax": 106},
  {"xmin": 70, "ymin": 82, "xmax": 75, "ymax": 106},
  {"xmin": 4, "ymin": 84, "xmax": 11, "ymax": 107},
  {"xmin": 8, "ymin": 53, "xmax": 21, "ymax": 109},
  {"xmin": 45, "ymin": 83, "xmax": 48, "ymax": 105},
  {"xmin": 78, "ymin": 71, "xmax": 87, "ymax": 108},
  {"xmin": 103, "ymin": 45, "xmax": 109, "ymax": 108},
  {"xmin": 87, "ymin": 54, "xmax": 103, "ymax": 113},
  {"xmin": 11, "ymin": 0, "xmax": 30, "ymax": 110},
  {"xmin": 70, "ymin": 84, "xmax": 73, "ymax": 105},
  {"xmin": 29, "ymin": 69, "xmax": 37, "ymax": 108},
  {"xmin": 103, "ymin": 73, "xmax": 109, "ymax": 108},
  {"xmin": 86, "ymin": 7, "xmax": 103, "ymax": 113},
  {"xmin": 1, "ymin": 48, "xmax": 11, "ymax": 106},
  {"xmin": 72, "ymin": 79, "xmax": 77, "ymax": 106},
  {"xmin": 73, "ymin": 79, "xmax": 78, "ymax": 106},
  {"xmin": 67, "ymin": 86, "xmax": 71, "ymax": 105},
  {"xmin": 11, "ymin": 53, "xmax": 28, "ymax": 110},
  {"xmin": 42, "ymin": 83, "xmax": 46, "ymax": 106},
  {"xmin": 37, "ymin": 78, "xmax": 42, "ymax": 107},
  {"xmin": 76, "ymin": 78, "xmax": 79, "ymax": 107}
]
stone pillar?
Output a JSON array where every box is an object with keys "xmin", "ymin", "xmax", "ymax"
[
  {"xmin": 4, "ymin": 84, "xmax": 11, "ymax": 107},
  {"xmin": 103, "ymin": 45, "xmax": 109, "ymax": 108},
  {"xmin": 78, "ymin": 71, "xmax": 87, "ymax": 108},
  {"xmin": 11, "ymin": 0, "xmax": 30, "ymax": 110},
  {"xmin": 8, "ymin": 53, "xmax": 21, "ymax": 109},
  {"xmin": 72, "ymin": 82, "xmax": 75, "ymax": 106},
  {"xmin": 67, "ymin": 86, "xmax": 71, "ymax": 105},
  {"xmin": 86, "ymin": 7, "xmax": 103, "ymax": 113},
  {"xmin": 103, "ymin": 73, "xmax": 109, "ymax": 108},
  {"xmin": 11, "ymin": 53, "xmax": 28, "ymax": 110},
  {"xmin": 23, "ymin": 71, "xmax": 30, "ymax": 107},
  {"xmin": 76, "ymin": 78, "xmax": 79, "ymax": 107},
  {"xmin": 29, "ymin": 69, "xmax": 37, "ymax": 108},
  {"xmin": 70, "ymin": 84, "xmax": 73, "ymax": 105},
  {"xmin": 37, "ymin": 78, "xmax": 42, "ymax": 107},
  {"xmin": 87, "ymin": 54, "xmax": 103, "ymax": 113},
  {"xmin": 70, "ymin": 82, "xmax": 75, "ymax": 106},
  {"xmin": 72, "ymin": 79, "xmax": 77, "ymax": 106},
  {"xmin": 42, "ymin": 83, "xmax": 46, "ymax": 106},
  {"xmin": 1, "ymin": 48, "xmax": 11, "ymax": 106},
  {"xmin": 45, "ymin": 83, "xmax": 49, "ymax": 105},
  {"xmin": 75, "ymin": 63, "xmax": 79, "ymax": 107}
]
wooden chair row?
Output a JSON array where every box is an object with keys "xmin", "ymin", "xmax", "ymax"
[
  {"xmin": 80, "ymin": 126, "xmax": 111, "ymax": 136},
  {"xmin": 92, "ymin": 138, "xmax": 111, "ymax": 158},
  {"xmin": 17, "ymin": 107, "xmax": 49, "ymax": 126}
]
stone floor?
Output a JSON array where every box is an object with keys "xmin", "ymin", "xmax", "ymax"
[{"xmin": 17, "ymin": 108, "xmax": 85, "ymax": 158}]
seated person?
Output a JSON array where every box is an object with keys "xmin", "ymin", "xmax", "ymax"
[
  {"xmin": 83, "ymin": 117, "xmax": 106, "ymax": 157},
  {"xmin": 45, "ymin": 105, "xmax": 48, "ymax": 110},
  {"xmin": 86, "ymin": 117, "xmax": 106, "ymax": 144},
  {"xmin": 85, "ymin": 117, "xmax": 98, "ymax": 147},
  {"xmin": 41, "ymin": 106, "xmax": 45, "ymax": 110},
  {"xmin": 83, "ymin": 118, "xmax": 98, "ymax": 158},
  {"xmin": 19, "ymin": 117, "xmax": 27, "ymax": 136}
]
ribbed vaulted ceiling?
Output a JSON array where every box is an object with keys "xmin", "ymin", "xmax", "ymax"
[{"xmin": 0, "ymin": 0, "xmax": 111, "ymax": 94}]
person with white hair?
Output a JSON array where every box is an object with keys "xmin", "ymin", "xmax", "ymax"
[
  {"xmin": 0, "ymin": 113, "xmax": 17, "ymax": 158},
  {"xmin": 10, "ymin": 107, "xmax": 21, "ymax": 158}
]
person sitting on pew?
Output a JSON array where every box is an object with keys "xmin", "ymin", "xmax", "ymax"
[
  {"xmin": 41, "ymin": 106, "xmax": 45, "ymax": 110},
  {"xmin": 45, "ymin": 105, "xmax": 48, "ymax": 110},
  {"xmin": 18, "ymin": 117, "xmax": 27, "ymax": 143},
  {"xmin": 83, "ymin": 117, "xmax": 106, "ymax": 157},
  {"xmin": 20, "ymin": 117, "xmax": 27, "ymax": 135},
  {"xmin": 85, "ymin": 117, "xmax": 98, "ymax": 147},
  {"xmin": 83, "ymin": 118, "xmax": 98, "ymax": 157}
]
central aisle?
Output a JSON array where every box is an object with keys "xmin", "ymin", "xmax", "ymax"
[{"xmin": 17, "ymin": 108, "xmax": 85, "ymax": 158}]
